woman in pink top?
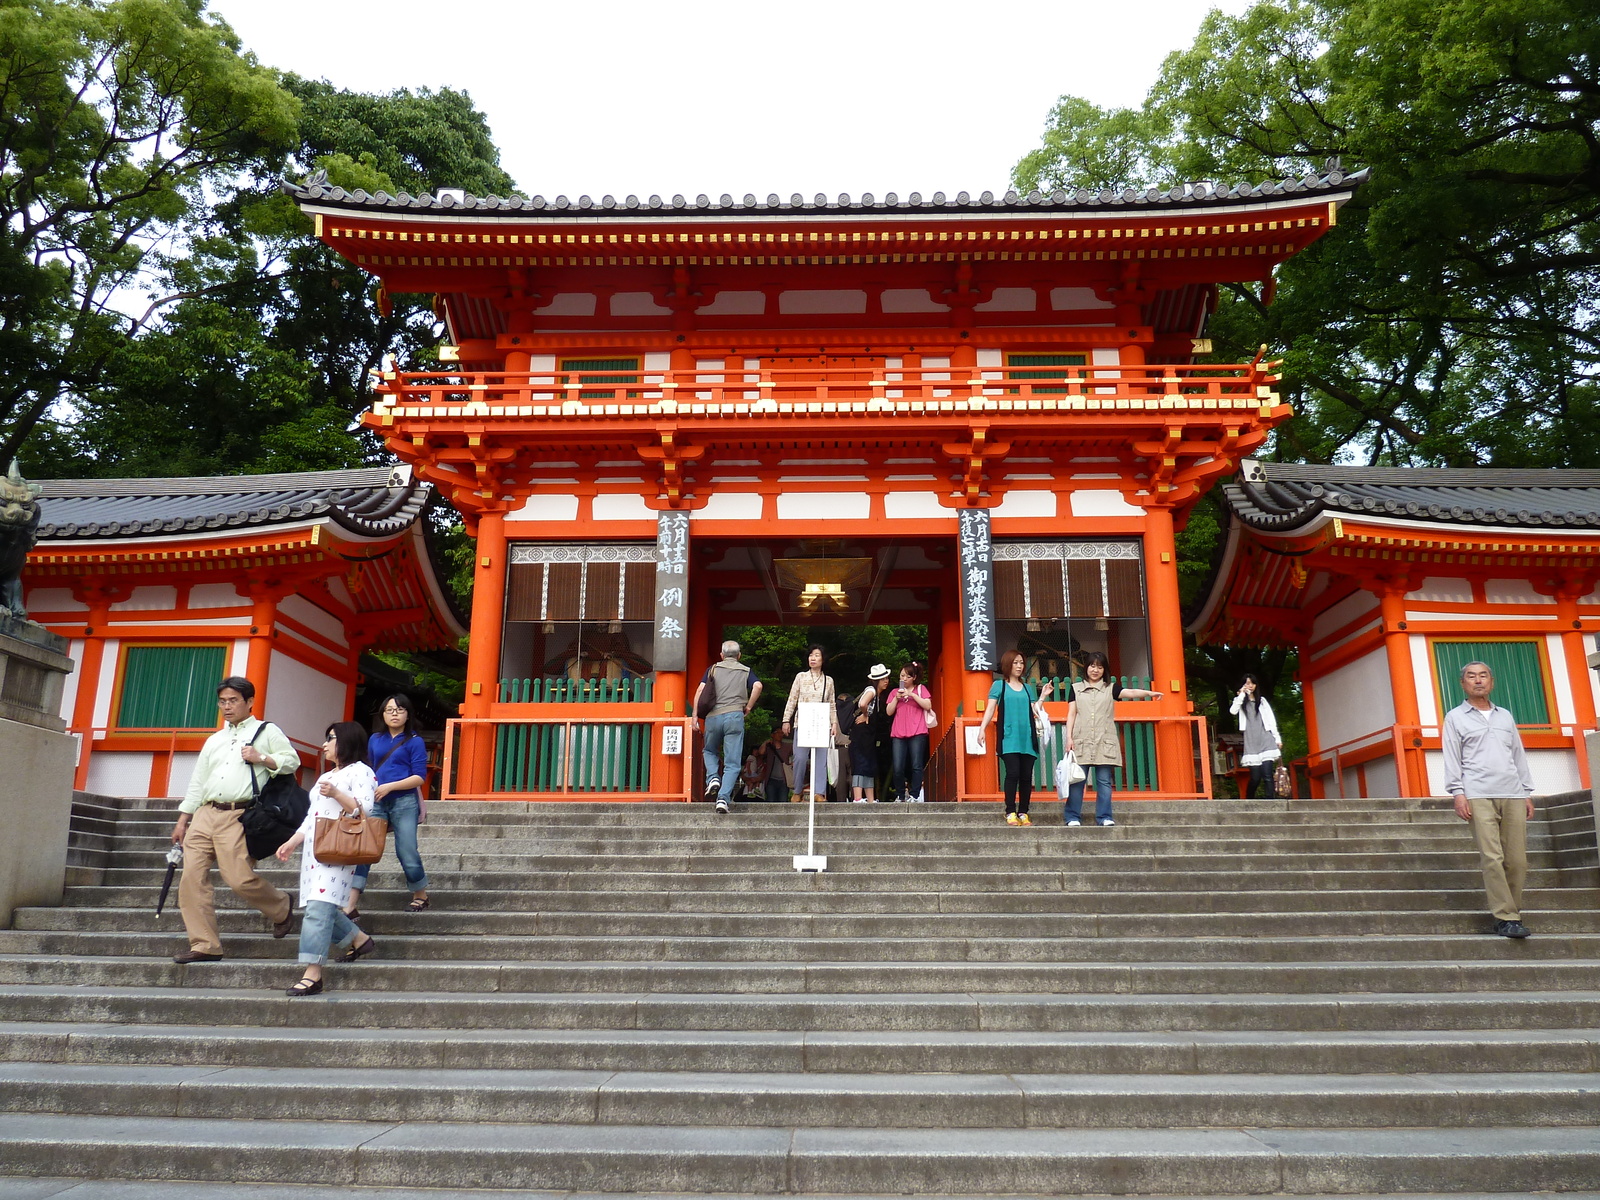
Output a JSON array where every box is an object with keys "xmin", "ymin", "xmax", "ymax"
[{"xmin": 884, "ymin": 661, "xmax": 933, "ymax": 802}]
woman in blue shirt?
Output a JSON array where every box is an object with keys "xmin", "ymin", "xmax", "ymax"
[
  {"xmin": 345, "ymin": 692, "xmax": 431, "ymax": 918},
  {"xmin": 975, "ymin": 650, "xmax": 1054, "ymax": 825}
]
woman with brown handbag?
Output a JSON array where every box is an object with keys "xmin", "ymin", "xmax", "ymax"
[{"xmin": 274, "ymin": 721, "xmax": 377, "ymax": 996}]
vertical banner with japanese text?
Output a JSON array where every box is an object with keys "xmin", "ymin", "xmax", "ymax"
[
  {"xmin": 957, "ymin": 509, "xmax": 996, "ymax": 672},
  {"xmin": 652, "ymin": 512, "xmax": 690, "ymax": 671}
]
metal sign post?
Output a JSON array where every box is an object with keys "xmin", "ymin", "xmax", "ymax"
[{"xmin": 793, "ymin": 701, "xmax": 830, "ymax": 872}]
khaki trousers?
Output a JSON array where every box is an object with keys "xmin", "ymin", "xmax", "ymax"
[
  {"xmin": 178, "ymin": 803, "xmax": 291, "ymax": 955},
  {"xmin": 1468, "ymin": 796, "xmax": 1528, "ymax": 922}
]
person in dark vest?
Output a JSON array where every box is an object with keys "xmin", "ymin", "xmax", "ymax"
[{"xmin": 691, "ymin": 640, "xmax": 763, "ymax": 815}]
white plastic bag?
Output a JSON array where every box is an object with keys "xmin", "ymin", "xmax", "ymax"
[{"xmin": 1055, "ymin": 751, "xmax": 1086, "ymax": 799}]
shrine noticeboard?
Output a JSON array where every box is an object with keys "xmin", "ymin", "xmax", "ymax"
[
  {"xmin": 958, "ymin": 509, "xmax": 997, "ymax": 672},
  {"xmin": 652, "ymin": 512, "xmax": 689, "ymax": 671}
]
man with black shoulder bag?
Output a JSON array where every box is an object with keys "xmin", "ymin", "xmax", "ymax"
[{"xmin": 169, "ymin": 676, "xmax": 297, "ymax": 963}]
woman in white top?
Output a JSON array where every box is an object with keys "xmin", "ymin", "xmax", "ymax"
[
  {"xmin": 780, "ymin": 645, "xmax": 840, "ymax": 803},
  {"xmin": 1230, "ymin": 673, "xmax": 1283, "ymax": 798},
  {"xmin": 275, "ymin": 721, "xmax": 377, "ymax": 996}
]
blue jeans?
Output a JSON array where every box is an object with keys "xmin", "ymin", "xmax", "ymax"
[
  {"xmin": 702, "ymin": 710, "xmax": 746, "ymax": 803},
  {"xmin": 351, "ymin": 790, "xmax": 428, "ymax": 894},
  {"xmin": 298, "ymin": 899, "xmax": 360, "ymax": 965},
  {"xmin": 890, "ymin": 734, "xmax": 929, "ymax": 800},
  {"xmin": 1066, "ymin": 764, "xmax": 1115, "ymax": 822}
]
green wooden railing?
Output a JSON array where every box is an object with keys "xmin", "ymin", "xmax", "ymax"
[
  {"xmin": 498, "ymin": 676, "xmax": 655, "ymax": 703},
  {"xmin": 492, "ymin": 719, "xmax": 655, "ymax": 793}
]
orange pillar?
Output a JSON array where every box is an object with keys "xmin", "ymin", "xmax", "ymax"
[
  {"xmin": 1554, "ymin": 585, "xmax": 1596, "ymax": 786},
  {"xmin": 68, "ymin": 588, "xmax": 115, "ymax": 791},
  {"xmin": 1142, "ymin": 505, "xmax": 1195, "ymax": 796},
  {"xmin": 243, "ymin": 588, "xmax": 280, "ymax": 713},
  {"xmin": 1376, "ymin": 581, "xmax": 1425, "ymax": 796},
  {"xmin": 461, "ymin": 510, "xmax": 508, "ymax": 796}
]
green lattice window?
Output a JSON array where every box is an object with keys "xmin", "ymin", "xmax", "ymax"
[
  {"xmin": 1007, "ymin": 352, "xmax": 1088, "ymax": 394},
  {"xmin": 562, "ymin": 357, "xmax": 640, "ymax": 399},
  {"xmin": 116, "ymin": 644, "xmax": 228, "ymax": 729},
  {"xmin": 1430, "ymin": 639, "xmax": 1552, "ymax": 728}
]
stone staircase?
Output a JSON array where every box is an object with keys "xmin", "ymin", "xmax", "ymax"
[{"xmin": 0, "ymin": 792, "xmax": 1597, "ymax": 1197}]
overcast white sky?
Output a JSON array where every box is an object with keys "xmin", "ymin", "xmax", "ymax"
[{"xmin": 208, "ymin": 0, "xmax": 1253, "ymax": 200}]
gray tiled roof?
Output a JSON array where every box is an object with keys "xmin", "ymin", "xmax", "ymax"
[
  {"xmin": 283, "ymin": 168, "xmax": 1366, "ymax": 218},
  {"xmin": 33, "ymin": 467, "xmax": 430, "ymax": 541},
  {"xmin": 1224, "ymin": 461, "xmax": 1600, "ymax": 533}
]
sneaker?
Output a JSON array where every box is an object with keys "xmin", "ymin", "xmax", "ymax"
[
  {"xmin": 1497, "ymin": 920, "xmax": 1531, "ymax": 939},
  {"xmin": 1065, "ymin": 818, "xmax": 1081, "ymax": 827},
  {"xmin": 1006, "ymin": 813, "xmax": 1021, "ymax": 826},
  {"xmin": 1018, "ymin": 813, "xmax": 1032, "ymax": 826},
  {"xmin": 1097, "ymin": 817, "xmax": 1115, "ymax": 827},
  {"xmin": 704, "ymin": 779, "xmax": 721, "ymax": 801},
  {"xmin": 714, "ymin": 800, "xmax": 729, "ymax": 815}
]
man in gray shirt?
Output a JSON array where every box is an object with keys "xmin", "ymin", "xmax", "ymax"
[
  {"xmin": 691, "ymin": 640, "xmax": 762, "ymax": 815},
  {"xmin": 1440, "ymin": 660, "xmax": 1535, "ymax": 938}
]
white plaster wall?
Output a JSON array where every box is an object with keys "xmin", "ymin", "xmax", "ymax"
[
  {"xmin": 1485, "ymin": 580, "xmax": 1555, "ymax": 605},
  {"xmin": 1362, "ymin": 755, "xmax": 1400, "ymax": 798},
  {"xmin": 975, "ymin": 288, "xmax": 1036, "ymax": 312},
  {"xmin": 113, "ymin": 586, "xmax": 178, "ymax": 612},
  {"xmin": 1408, "ymin": 577, "xmax": 1472, "ymax": 604},
  {"xmin": 885, "ymin": 492, "xmax": 949, "ymax": 520},
  {"xmin": 692, "ymin": 494, "xmax": 763, "ymax": 521},
  {"xmin": 93, "ymin": 640, "xmax": 120, "ymax": 729},
  {"xmin": 1312, "ymin": 647, "xmax": 1396, "ymax": 749},
  {"xmin": 1411, "ymin": 635, "xmax": 1440, "ymax": 725},
  {"xmin": 1424, "ymin": 749, "xmax": 1446, "ymax": 796},
  {"xmin": 880, "ymin": 289, "xmax": 947, "ymax": 313},
  {"xmin": 507, "ymin": 494, "xmax": 580, "ymax": 521},
  {"xmin": 87, "ymin": 751, "xmax": 152, "ymax": 798},
  {"xmin": 58, "ymin": 638, "xmax": 83, "ymax": 729},
  {"xmin": 229, "ymin": 639, "xmax": 249, "ymax": 676},
  {"xmin": 697, "ymin": 291, "xmax": 764, "ymax": 315},
  {"xmin": 263, "ymin": 649, "xmax": 347, "ymax": 754},
  {"xmin": 609, "ymin": 292, "xmax": 671, "ymax": 316},
  {"xmin": 992, "ymin": 490, "xmax": 1055, "ymax": 518},
  {"xmin": 190, "ymin": 583, "xmax": 243, "ymax": 609},
  {"xmin": 778, "ymin": 290, "xmax": 866, "ymax": 314},
  {"xmin": 777, "ymin": 492, "xmax": 869, "ymax": 520},
  {"xmin": 1070, "ymin": 490, "xmax": 1141, "ymax": 518},
  {"xmin": 279, "ymin": 594, "xmax": 347, "ymax": 647},
  {"xmin": 1312, "ymin": 590, "xmax": 1380, "ymax": 643},
  {"xmin": 1546, "ymin": 633, "xmax": 1576, "ymax": 726},
  {"xmin": 1051, "ymin": 287, "xmax": 1115, "ymax": 310},
  {"xmin": 25, "ymin": 588, "xmax": 83, "ymax": 613},
  {"xmin": 1528, "ymin": 748, "xmax": 1583, "ymax": 794},
  {"xmin": 593, "ymin": 493, "xmax": 656, "ymax": 521},
  {"xmin": 165, "ymin": 752, "xmax": 201, "ymax": 800},
  {"xmin": 533, "ymin": 293, "xmax": 596, "ymax": 316}
]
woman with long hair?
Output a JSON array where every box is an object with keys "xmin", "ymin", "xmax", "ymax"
[
  {"xmin": 345, "ymin": 692, "xmax": 430, "ymax": 917},
  {"xmin": 1064, "ymin": 651, "xmax": 1163, "ymax": 827},
  {"xmin": 275, "ymin": 721, "xmax": 376, "ymax": 996},
  {"xmin": 884, "ymin": 661, "xmax": 933, "ymax": 802},
  {"xmin": 781, "ymin": 645, "xmax": 839, "ymax": 803},
  {"xmin": 1231, "ymin": 673, "xmax": 1283, "ymax": 798},
  {"xmin": 976, "ymin": 650, "xmax": 1054, "ymax": 825}
]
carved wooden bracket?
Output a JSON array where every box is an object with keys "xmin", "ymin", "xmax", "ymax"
[{"xmin": 636, "ymin": 428, "xmax": 707, "ymax": 509}]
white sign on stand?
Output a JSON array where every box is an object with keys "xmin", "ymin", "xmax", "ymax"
[
  {"xmin": 793, "ymin": 701, "xmax": 830, "ymax": 873},
  {"xmin": 661, "ymin": 724, "xmax": 683, "ymax": 756}
]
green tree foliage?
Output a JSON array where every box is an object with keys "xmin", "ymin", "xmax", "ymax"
[
  {"xmin": 0, "ymin": 0, "xmax": 299, "ymax": 467},
  {"xmin": 1015, "ymin": 0, "xmax": 1598, "ymax": 738},
  {"xmin": 726, "ymin": 624, "xmax": 931, "ymax": 735}
]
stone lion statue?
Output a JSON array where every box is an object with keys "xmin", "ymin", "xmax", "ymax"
[{"xmin": 0, "ymin": 461, "xmax": 41, "ymax": 621}]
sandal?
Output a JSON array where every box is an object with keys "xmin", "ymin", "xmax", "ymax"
[
  {"xmin": 340, "ymin": 936, "xmax": 377, "ymax": 963},
  {"xmin": 286, "ymin": 976, "xmax": 323, "ymax": 997},
  {"xmin": 343, "ymin": 907, "xmax": 360, "ymax": 922},
  {"xmin": 405, "ymin": 896, "xmax": 430, "ymax": 913}
]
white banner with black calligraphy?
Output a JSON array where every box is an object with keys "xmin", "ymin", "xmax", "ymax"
[
  {"xmin": 652, "ymin": 512, "xmax": 690, "ymax": 671},
  {"xmin": 957, "ymin": 509, "xmax": 997, "ymax": 672}
]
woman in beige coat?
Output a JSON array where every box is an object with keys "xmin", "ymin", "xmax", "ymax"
[{"xmin": 1063, "ymin": 652, "xmax": 1162, "ymax": 827}]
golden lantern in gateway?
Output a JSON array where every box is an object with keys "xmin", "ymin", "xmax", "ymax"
[{"xmin": 287, "ymin": 170, "xmax": 1363, "ymax": 802}]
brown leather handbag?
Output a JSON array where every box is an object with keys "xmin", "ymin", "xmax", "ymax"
[{"xmin": 313, "ymin": 811, "xmax": 388, "ymax": 866}]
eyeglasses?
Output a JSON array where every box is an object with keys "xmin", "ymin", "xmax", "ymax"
[{"xmin": 382, "ymin": 706, "xmax": 405, "ymax": 715}]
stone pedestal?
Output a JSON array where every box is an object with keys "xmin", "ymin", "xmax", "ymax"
[{"xmin": 0, "ymin": 614, "xmax": 76, "ymax": 927}]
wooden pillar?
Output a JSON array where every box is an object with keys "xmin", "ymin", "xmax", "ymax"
[
  {"xmin": 461, "ymin": 510, "xmax": 509, "ymax": 795},
  {"xmin": 1554, "ymin": 585, "xmax": 1597, "ymax": 786},
  {"xmin": 1301, "ymin": 669, "xmax": 1322, "ymax": 799},
  {"xmin": 243, "ymin": 588, "xmax": 280, "ymax": 712},
  {"xmin": 68, "ymin": 585, "xmax": 118, "ymax": 791},
  {"xmin": 1375, "ymin": 580, "xmax": 1425, "ymax": 796},
  {"xmin": 1141, "ymin": 505, "xmax": 1195, "ymax": 795}
]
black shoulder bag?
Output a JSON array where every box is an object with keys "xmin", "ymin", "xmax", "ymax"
[{"xmin": 239, "ymin": 723, "xmax": 312, "ymax": 862}]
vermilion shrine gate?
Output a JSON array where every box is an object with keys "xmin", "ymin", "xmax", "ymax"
[{"xmin": 287, "ymin": 171, "xmax": 1363, "ymax": 801}]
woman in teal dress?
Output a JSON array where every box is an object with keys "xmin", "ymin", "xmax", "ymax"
[{"xmin": 975, "ymin": 649, "xmax": 1054, "ymax": 825}]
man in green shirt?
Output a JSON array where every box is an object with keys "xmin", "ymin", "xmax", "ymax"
[{"xmin": 170, "ymin": 676, "xmax": 297, "ymax": 962}]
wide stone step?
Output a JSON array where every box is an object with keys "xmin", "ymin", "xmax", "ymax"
[
  {"xmin": 55, "ymin": 883, "xmax": 1600, "ymax": 915},
  {"xmin": 4, "ymin": 954, "xmax": 1599, "ymax": 996},
  {"xmin": 7, "ymin": 1020, "xmax": 1598, "ymax": 1075},
  {"xmin": 1, "ymin": 1063, "xmax": 1594, "ymax": 1129},
  {"xmin": 3, "ymin": 986, "xmax": 1598, "ymax": 1032},
  {"xmin": 1, "ymin": 1113, "xmax": 1597, "ymax": 1193},
  {"xmin": 5, "ymin": 929, "xmax": 1595, "ymax": 965},
  {"xmin": 15, "ymin": 904, "xmax": 1600, "ymax": 939}
]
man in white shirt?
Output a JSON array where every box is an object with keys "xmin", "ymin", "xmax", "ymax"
[
  {"xmin": 169, "ymin": 676, "xmax": 297, "ymax": 962},
  {"xmin": 1440, "ymin": 660, "xmax": 1536, "ymax": 939}
]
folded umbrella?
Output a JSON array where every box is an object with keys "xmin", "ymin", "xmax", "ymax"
[{"xmin": 156, "ymin": 843, "xmax": 183, "ymax": 917}]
